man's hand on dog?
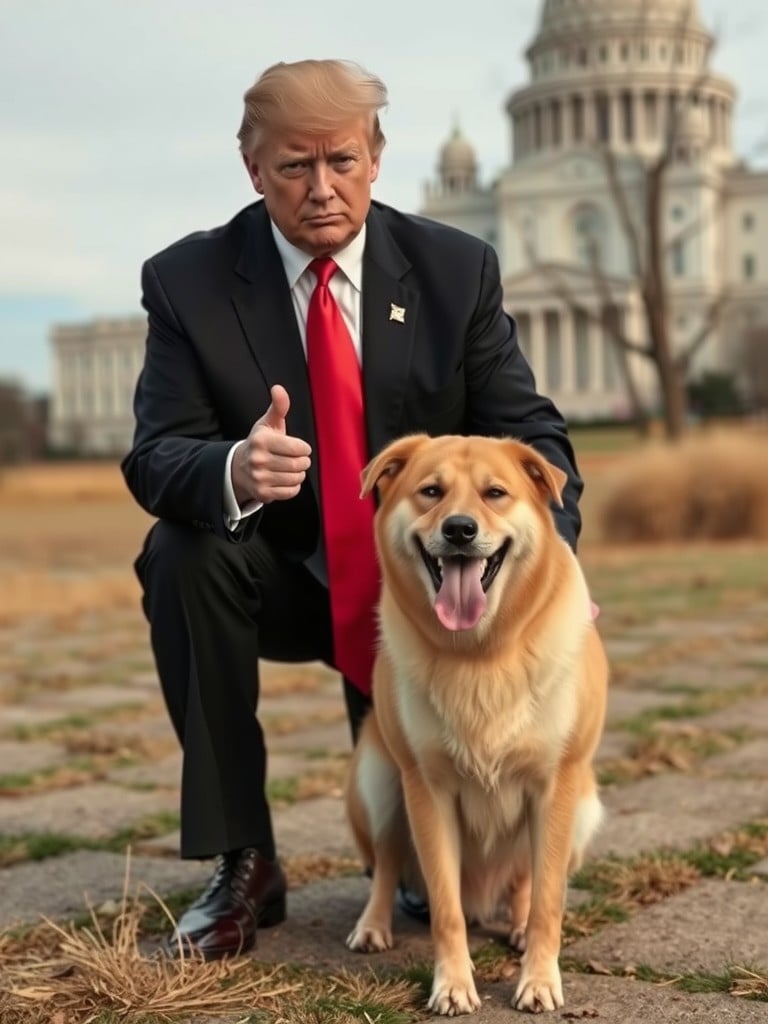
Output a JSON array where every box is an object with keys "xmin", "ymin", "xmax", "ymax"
[{"xmin": 232, "ymin": 385, "xmax": 312, "ymax": 505}]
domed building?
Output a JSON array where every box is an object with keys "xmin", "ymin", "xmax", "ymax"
[{"xmin": 421, "ymin": 0, "xmax": 768, "ymax": 420}]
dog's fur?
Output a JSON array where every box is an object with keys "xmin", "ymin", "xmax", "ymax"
[{"xmin": 345, "ymin": 434, "xmax": 608, "ymax": 1015}]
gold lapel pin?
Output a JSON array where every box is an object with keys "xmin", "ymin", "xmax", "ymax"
[{"xmin": 389, "ymin": 303, "xmax": 406, "ymax": 323}]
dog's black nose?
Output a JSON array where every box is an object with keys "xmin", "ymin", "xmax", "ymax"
[{"xmin": 441, "ymin": 515, "xmax": 478, "ymax": 546}]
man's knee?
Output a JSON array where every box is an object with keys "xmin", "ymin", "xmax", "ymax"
[{"xmin": 135, "ymin": 520, "xmax": 235, "ymax": 597}]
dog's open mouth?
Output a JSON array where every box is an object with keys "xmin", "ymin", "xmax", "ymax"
[{"xmin": 416, "ymin": 539, "xmax": 510, "ymax": 631}]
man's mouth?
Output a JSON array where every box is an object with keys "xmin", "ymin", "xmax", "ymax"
[{"xmin": 415, "ymin": 538, "xmax": 511, "ymax": 631}]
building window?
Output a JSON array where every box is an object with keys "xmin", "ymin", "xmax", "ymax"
[
  {"xmin": 599, "ymin": 44, "xmax": 608, "ymax": 62},
  {"xmin": 515, "ymin": 313, "xmax": 531, "ymax": 364},
  {"xmin": 671, "ymin": 240, "xmax": 686, "ymax": 277},
  {"xmin": 743, "ymin": 212, "xmax": 755, "ymax": 232},
  {"xmin": 571, "ymin": 95, "xmax": 585, "ymax": 141},
  {"xmin": 620, "ymin": 42, "xmax": 629, "ymax": 60},
  {"xmin": 550, "ymin": 100, "xmax": 562, "ymax": 146},
  {"xmin": 544, "ymin": 311, "xmax": 562, "ymax": 391},
  {"xmin": 573, "ymin": 205, "xmax": 604, "ymax": 266},
  {"xmin": 743, "ymin": 254, "xmax": 756, "ymax": 280},
  {"xmin": 621, "ymin": 91, "xmax": 634, "ymax": 142},
  {"xmin": 644, "ymin": 91, "xmax": 658, "ymax": 137},
  {"xmin": 595, "ymin": 93, "xmax": 610, "ymax": 142},
  {"xmin": 574, "ymin": 310, "xmax": 591, "ymax": 391},
  {"xmin": 601, "ymin": 305, "xmax": 622, "ymax": 391}
]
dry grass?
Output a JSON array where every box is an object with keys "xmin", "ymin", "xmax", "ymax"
[
  {"xmin": 564, "ymin": 854, "xmax": 700, "ymax": 942},
  {"xmin": 0, "ymin": 854, "xmax": 421, "ymax": 1024},
  {"xmin": 730, "ymin": 966, "xmax": 768, "ymax": 999},
  {"xmin": 0, "ymin": 859, "xmax": 298, "ymax": 1024},
  {"xmin": 599, "ymin": 428, "xmax": 768, "ymax": 542},
  {"xmin": 0, "ymin": 462, "xmax": 130, "ymax": 503},
  {"xmin": 599, "ymin": 722, "xmax": 740, "ymax": 783},
  {"xmin": 283, "ymin": 853, "xmax": 362, "ymax": 888},
  {"xmin": 0, "ymin": 571, "xmax": 140, "ymax": 627}
]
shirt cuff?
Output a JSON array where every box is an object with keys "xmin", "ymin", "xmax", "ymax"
[{"xmin": 223, "ymin": 440, "xmax": 263, "ymax": 531}]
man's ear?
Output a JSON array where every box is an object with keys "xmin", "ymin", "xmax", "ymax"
[
  {"xmin": 360, "ymin": 434, "xmax": 430, "ymax": 499},
  {"xmin": 243, "ymin": 154, "xmax": 264, "ymax": 194}
]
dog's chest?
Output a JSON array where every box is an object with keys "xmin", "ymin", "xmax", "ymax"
[{"xmin": 398, "ymin": 663, "xmax": 572, "ymax": 793}]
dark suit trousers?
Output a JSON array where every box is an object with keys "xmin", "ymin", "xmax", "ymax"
[{"xmin": 134, "ymin": 520, "xmax": 372, "ymax": 860}]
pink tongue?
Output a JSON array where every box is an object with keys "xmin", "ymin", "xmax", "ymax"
[{"xmin": 434, "ymin": 558, "xmax": 487, "ymax": 631}]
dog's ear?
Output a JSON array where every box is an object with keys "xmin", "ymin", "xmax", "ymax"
[
  {"xmin": 510, "ymin": 443, "xmax": 567, "ymax": 508},
  {"xmin": 360, "ymin": 434, "xmax": 430, "ymax": 498}
]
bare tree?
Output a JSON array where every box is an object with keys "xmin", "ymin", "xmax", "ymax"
[
  {"xmin": 740, "ymin": 325, "xmax": 768, "ymax": 413},
  {"xmin": 529, "ymin": 4, "xmax": 730, "ymax": 439},
  {"xmin": 0, "ymin": 379, "xmax": 33, "ymax": 466}
]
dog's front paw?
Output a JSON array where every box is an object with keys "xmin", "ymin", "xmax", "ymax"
[
  {"xmin": 428, "ymin": 962, "xmax": 481, "ymax": 1016},
  {"xmin": 346, "ymin": 920, "xmax": 393, "ymax": 953},
  {"xmin": 513, "ymin": 959, "xmax": 563, "ymax": 1013}
]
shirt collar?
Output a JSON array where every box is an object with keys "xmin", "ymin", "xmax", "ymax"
[{"xmin": 270, "ymin": 220, "xmax": 366, "ymax": 291}]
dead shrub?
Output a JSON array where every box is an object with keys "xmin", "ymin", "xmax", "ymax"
[{"xmin": 599, "ymin": 429, "xmax": 768, "ymax": 542}]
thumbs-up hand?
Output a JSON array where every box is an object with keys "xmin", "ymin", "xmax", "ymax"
[{"xmin": 231, "ymin": 385, "xmax": 312, "ymax": 505}]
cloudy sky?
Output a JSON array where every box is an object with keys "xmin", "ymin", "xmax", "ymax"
[{"xmin": 1, "ymin": 0, "xmax": 766, "ymax": 393}]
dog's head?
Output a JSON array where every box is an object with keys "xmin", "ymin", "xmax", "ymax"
[{"xmin": 361, "ymin": 434, "xmax": 566, "ymax": 635}]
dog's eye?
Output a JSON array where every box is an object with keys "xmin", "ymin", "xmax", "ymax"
[
  {"xmin": 419, "ymin": 485, "xmax": 444, "ymax": 499},
  {"xmin": 485, "ymin": 487, "xmax": 507, "ymax": 499}
]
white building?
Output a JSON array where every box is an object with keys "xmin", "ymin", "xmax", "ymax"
[
  {"xmin": 421, "ymin": 0, "xmax": 768, "ymax": 420},
  {"xmin": 48, "ymin": 317, "xmax": 145, "ymax": 454}
]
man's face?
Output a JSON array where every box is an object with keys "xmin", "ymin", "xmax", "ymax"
[{"xmin": 244, "ymin": 117, "xmax": 380, "ymax": 256}]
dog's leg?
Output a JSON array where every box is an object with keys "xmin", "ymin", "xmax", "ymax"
[
  {"xmin": 346, "ymin": 742, "xmax": 404, "ymax": 952},
  {"xmin": 508, "ymin": 866, "xmax": 532, "ymax": 954},
  {"xmin": 514, "ymin": 769, "xmax": 583, "ymax": 1014},
  {"xmin": 402, "ymin": 772, "xmax": 481, "ymax": 1016}
]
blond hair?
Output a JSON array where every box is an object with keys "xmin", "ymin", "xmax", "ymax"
[{"xmin": 237, "ymin": 59, "xmax": 388, "ymax": 158}]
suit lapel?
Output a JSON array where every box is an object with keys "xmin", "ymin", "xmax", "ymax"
[
  {"xmin": 361, "ymin": 206, "xmax": 419, "ymax": 457},
  {"xmin": 230, "ymin": 204, "xmax": 319, "ymax": 491}
]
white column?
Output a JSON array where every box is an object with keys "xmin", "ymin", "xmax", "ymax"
[
  {"xmin": 589, "ymin": 311, "xmax": 603, "ymax": 392},
  {"xmin": 529, "ymin": 309, "xmax": 545, "ymax": 385},
  {"xmin": 560, "ymin": 308, "xmax": 575, "ymax": 393}
]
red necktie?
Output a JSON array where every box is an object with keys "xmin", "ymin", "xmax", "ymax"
[{"xmin": 306, "ymin": 257, "xmax": 379, "ymax": 696}]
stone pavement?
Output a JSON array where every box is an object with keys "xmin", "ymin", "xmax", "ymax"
[{"xmin": 1, "ymin": 598, "xmax": 768, "ymax": 1021}]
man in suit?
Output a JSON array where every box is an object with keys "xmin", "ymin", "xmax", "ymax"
[{"xmin": 122, "ymin": 58, "xmax": 583, "ymax": 960}]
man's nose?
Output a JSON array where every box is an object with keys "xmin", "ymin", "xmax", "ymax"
[{"xmin": 308, "ymin": 164, "xmax": 334, "ymax": 201}]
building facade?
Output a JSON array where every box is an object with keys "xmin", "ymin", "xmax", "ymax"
[
  {"xmin": 48, "ymin": 317, "xmax": 145, "ymax": 454},
  {"xmin": 49, "ymin": 0, "xmax": 768, "ymax": 451},
  {"xmin": 421, "ymin": 0, "xmax": 768, "ymax": 419}
]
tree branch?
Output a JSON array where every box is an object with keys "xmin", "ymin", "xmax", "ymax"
[{"xmin": 676, "ymin": 291, "xmax": 729, "ymax": 373}]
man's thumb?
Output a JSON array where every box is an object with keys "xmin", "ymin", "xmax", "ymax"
[{"xmin": 261, "ymin": 385, "xmax": 290, "ymax": 432}]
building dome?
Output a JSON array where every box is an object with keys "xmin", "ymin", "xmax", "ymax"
[
  {"xmin": 539, "ymin": 0, "xmax": 702, "ymax": 32},
  {"xmin": 439, "ymin": 127, "xmax": 477, "ymax": 175},
  {"xmin": 437, "ymin": 126, "xmax": 478, "ymax": 194}
]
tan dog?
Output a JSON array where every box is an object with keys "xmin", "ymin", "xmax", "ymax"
[{"xmin": 345, "ymin": 434, "xmax": 608, "ymax": 1015}]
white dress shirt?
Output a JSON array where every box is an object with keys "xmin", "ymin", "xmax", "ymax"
[{"xmin": 222, "ymin": 221, "xmax": 366, "ymax": 530}]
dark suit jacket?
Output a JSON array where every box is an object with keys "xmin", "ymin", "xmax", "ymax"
[{"xmin": 122, "ymin": 200, "xmax": 583, "ymax": 559}]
